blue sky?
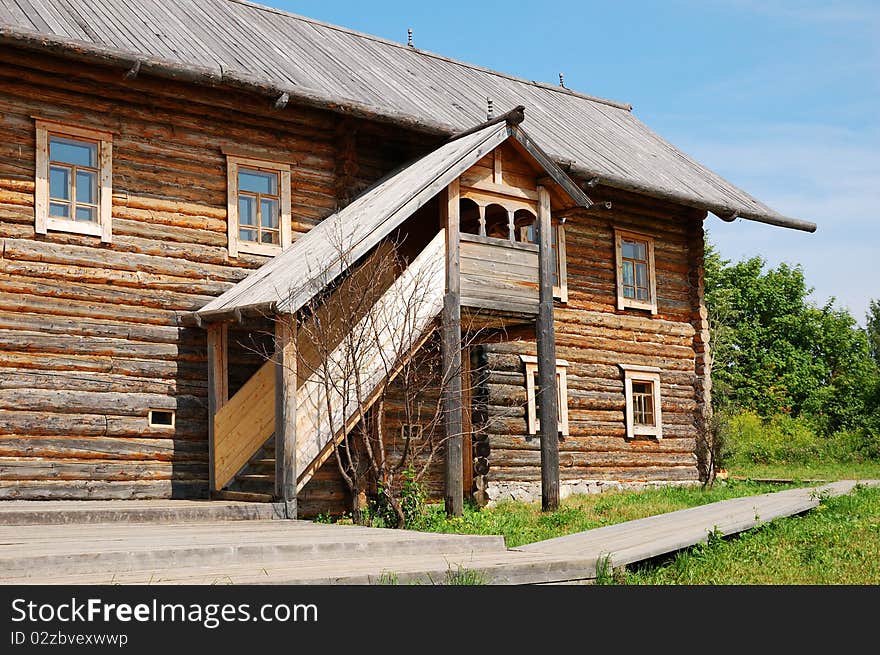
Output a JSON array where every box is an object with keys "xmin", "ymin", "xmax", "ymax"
[{"xmin": 267, "ymin": 0, "xmax": 878, "ymax": 322}]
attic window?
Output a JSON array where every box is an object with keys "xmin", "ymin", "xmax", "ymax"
[
  {"xmin": 226, "ymin": 155, "xmax": 292, "ymax": 257},
  {"xmin": 148, "ymin": 410, "xmax": 175, "ymax": 428},
  {"xmin": 614, "ymin": 228, "xmax": 657, "ymax": 314},
  {"xmin": 34, "ymin": 119, "xmax": 113, "ymax": 242}
]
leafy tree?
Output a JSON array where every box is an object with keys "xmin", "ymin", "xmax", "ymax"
[{"xmin": 704, "ymin": 238, "xmax": 878, "ymax": 435}]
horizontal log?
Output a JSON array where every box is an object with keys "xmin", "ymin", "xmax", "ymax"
[
  {"xmin": 488, "ymin": 433, "xmax": 696, "ymax": 453},
  {"xmin": 487, "ymin": 465, "xmax": 699, "ymax": 483},
  {"xmin": 0, "ymin": 436, "xmax": 206, "ymax": 461},
  {"xmin": 0, "ymin": 411, "xmax": 207, "ymax": 439},
  {"xmin": 0, "ymin": 479, "xmax": 208, "ymax": 500},
  {"xmin": 0, "ymin": 388, "xmax": 204, "ymax": 416},
  {"xmin": 0, "ymin": 457, "xmax": 206, "ymax": 481}
]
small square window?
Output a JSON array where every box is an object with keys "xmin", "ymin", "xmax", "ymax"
[
  {"xmin": 34, "ymin": 119, "xmax": 113, "ymax": 242},
  {"xmin": 148, "ymin": 409, "xmax": 175, "ymax": 428},
  {"xmin": 615, "ymin": 228, "xmax": 657, "ymax": 314}
]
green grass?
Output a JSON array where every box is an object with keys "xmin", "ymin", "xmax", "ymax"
[
  {"xmin": 727, "ymin": 460, "xmax": 880, "ymax": 481},
  {"xmin": 411, "ymin": 480, "xmax": 799, "ymax": 548},
  {"xmin": 618, "ymin": 484, "xmax": 880, "ymax": 584}
]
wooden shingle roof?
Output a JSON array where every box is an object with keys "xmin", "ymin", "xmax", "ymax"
[{"xmin": 0, "ymin": 0, "xmax": 815, "ymax": 232}]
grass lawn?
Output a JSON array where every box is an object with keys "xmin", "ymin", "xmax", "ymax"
[
  {"xmin": 411, "ymin": 479, "xmax": 799, "ymax": 548},
  {"xmin": 727, "ymin": 460, "xmax": 880, "ymax": 481},
  {"xmin": 615, "ymin": 484, "xmax": 880, "ymax": 584}
]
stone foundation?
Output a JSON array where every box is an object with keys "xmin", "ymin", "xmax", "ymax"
[{"xmin": 485, "ymin": 479, "xmax": 700, "ymax": 505}]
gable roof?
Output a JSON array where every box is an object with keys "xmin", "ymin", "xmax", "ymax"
[
  {"xmin": 196, "ymin": 116, "xmax": 587, "ymax": 321},
  {"xmin": 0, "ymin": 0, "xmax": 815, "ymax": 232}
]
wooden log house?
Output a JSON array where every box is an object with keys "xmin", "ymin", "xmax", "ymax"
[{"xmin": 0, "ymin": 0, "xmax": 815, "ymax": 516}]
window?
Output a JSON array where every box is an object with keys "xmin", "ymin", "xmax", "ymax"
[
  {"xmin": 614, "ymin": 228, "xmax": 657, "ymax": 314},
  {"xmin": 521, "ymin": 354, "xmax": 569, "ymax": 436},
  {"xmin": 34, "ymin": 119, "xmax": 112, "ymax": 242},
  {"xmin": 226, "ymin": 155, "xmax": 291, "ymax": 257},
  {"xmin": 148, "ymin": 409, "xmax": 175, "ymax": 429},
  {"xmin": 619, "ymin": 364, "xmax": 663, "ymax": 440},
  {"xmin": 517, "ymin": 218, "xmax": 568, "ymax": 303}
]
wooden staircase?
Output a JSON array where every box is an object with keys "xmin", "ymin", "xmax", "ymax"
[{"xmin": 212, "ymin": 231, "xmax": 447, "ymax": 503}]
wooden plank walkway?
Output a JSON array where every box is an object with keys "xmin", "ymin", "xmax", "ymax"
[
  {"xmin": 518, "ymin": 480, "xmax": 880, "ymax": 569},
  {"xmin": 0, "ymin": 481, "xmax": 874, "ymax": 584}
]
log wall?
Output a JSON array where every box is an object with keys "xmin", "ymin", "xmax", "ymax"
[
  {"xmin": 477, "ymin": 187, "xmax": 707, "ymax": 498},
  {"xmin": 0, "ymin": 45, "xmax": 435, "ymax": 500}
]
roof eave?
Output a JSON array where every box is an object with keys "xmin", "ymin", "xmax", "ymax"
[{"xmin": 567, "ymin": 163, "xmax": 817, "ymax": 233}]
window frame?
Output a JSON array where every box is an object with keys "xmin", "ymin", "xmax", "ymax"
[
  {"xmin": 614, "ymin": 227, "xmax": 657, "ymax": 314},
  {"xmin": 521, "ymin": 354, "xmax": 569, "ymax": 437},
  {"xmin": 619, "ymin": 364, "xmax": 663, "ymax": 440},
  {"xmin": 226, "ymin": 155, "xmax": 292, "ymax": 257},
  {"xmin": 513, "ymin": 218, "xmax": 567, "ymax": 302},
  {"xmin": 34, "ymin": 118, "xmax": 113, "ymax": 242}
]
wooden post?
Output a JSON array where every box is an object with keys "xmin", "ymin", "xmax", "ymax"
[
  {"xmin": 536, "ymin": 185, "xmax": 560, "ymax": 511},
  {"xmin": 442, "ymin": 178, "xmax": 464, "ymax": 516},
  {"xmin": 206, "ymin": 322, "xmax": 228, "ymax": 497},
  {"xmin": 274, "ymin": 314, "xmax": 297, "ymax": 519}
]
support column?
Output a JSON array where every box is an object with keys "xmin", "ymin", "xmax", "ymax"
[
  {"xmin": 442, "ymin": 178, "xmax": 464, "ymax": 516},
  {"xmin": 536, "ymin": 185, "xmax": 560, "ymax": 511},
  {"xmin": 274, "ymin": 314, "xmax": 297, "ymax": 519},
  {"xmin": 206, "ymin": 322, "xmax": 228, "ymax": 497}
]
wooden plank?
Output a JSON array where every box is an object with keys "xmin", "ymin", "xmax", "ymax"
[
  {"xmin": 443, "ymin": 179, "xmax": 463, "ymax": 516},
  {"xmin": 274, "ymin": 313, "xmax": 297, "ymax": 516}
]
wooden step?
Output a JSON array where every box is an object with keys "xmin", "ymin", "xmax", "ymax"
[
  {"xmin": 238, "ymin": 474, "xmax": 273, "ymax": 482},
  {"xmin": 213, "ymin": 490, "xmax": 274, "ymax": 503}
]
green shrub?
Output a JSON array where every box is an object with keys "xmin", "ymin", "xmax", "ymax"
[
  {"xmin": 723, "ymin": 410, "xmax": 880, "ymax": 467},
  {"xmin": 722, "ymin": 411, "xmax": 822, "ymax": 465}
]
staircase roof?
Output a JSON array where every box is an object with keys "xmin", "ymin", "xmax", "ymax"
[{"xmin": 196, "ymin": 116, "xmax": 584, "ymax": 322}]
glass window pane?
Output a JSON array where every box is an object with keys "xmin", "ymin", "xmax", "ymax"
[
  {"xmin": 239, "ymin": 228, "xmax": 257, "ymax": 242},
  {"xmin": 635, "ymin": 242, "xmax": 647, "ymax": 260},
  {"xmin": 49, "ymin": 202, "xmax": 69, "ymax": 218},
  {"xmin": 635, "ymin": 262, "xmax": 647, "ymax": 288},
  {"xmin": 633, "ymin": 382, "xmax": 650, "ymax": 395},
  {"xmin": 239, "ymin": 196, "xmax": 256, "ymax": 226},
  {"xmin": 49, "ymin": 166, "xmax": 70, "ymax": 200},
  {"xmin": 637, "ymin": 288, "xmax": 648, "ymax": 301},
  {"xmin": 623, "ymin": 261, "xmax": 634, "ymax": 286},
  {"xmin": 260, "ymin": 198, "xmax": 279, "ymax": 228},
  {"xmin": 238, "ymin": 169, "xmax": 276, "ymax": 195},
  {"xmin": 622, "ymin": 240, "xmax": 637, "ymax": 260},
  {"xmin": 75, "ymin": 205, "xmax": 96, "ymax": 222},
  {"xmin": 50, "ymin": 136, "xmax": 96, "ymax": 167},
  {"xmin": 261, "ymin": 230, "xmax": 279, "ymax": 245},
  {"xmin": 76, "ymin": 170, "xmax": 97, "ymax": 204},
  {"xmin": 624, "ymin": 286, "xmax": 635, "ymax": 299}
]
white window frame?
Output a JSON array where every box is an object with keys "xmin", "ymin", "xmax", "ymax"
[
  {"xmin": 521, "ymin": 354, "xmax": 569, "ymax": 436},
  {"xmin": 614, "ymin": 227, "xmax": 657, "ymax": 314},
  {"xmin": 554, "ymin": 221, "xmax": 568, "ymax": 303},
  {"xmin": 34, "ymin": 118, "xmax": 113, "ymax": 243},
  {"xmin": 226, "ymin": 155, "xmax": 292, "ymax": 257},
  {"xmin": 148, "ymin": 409, "xmax": 176, "ymax": 429},
  {"xmin": 619, "ymin": 364, "xmax": 663, "ymax": 440}
]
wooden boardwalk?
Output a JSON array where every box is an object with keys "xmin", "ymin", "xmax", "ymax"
[
  {"xmin": 0, "ymin": 481, "xmax": 874, "ymax": 584},
  {"xmin": 518, "ymin": 480, "xmax": 879, "ymax": 567}
]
